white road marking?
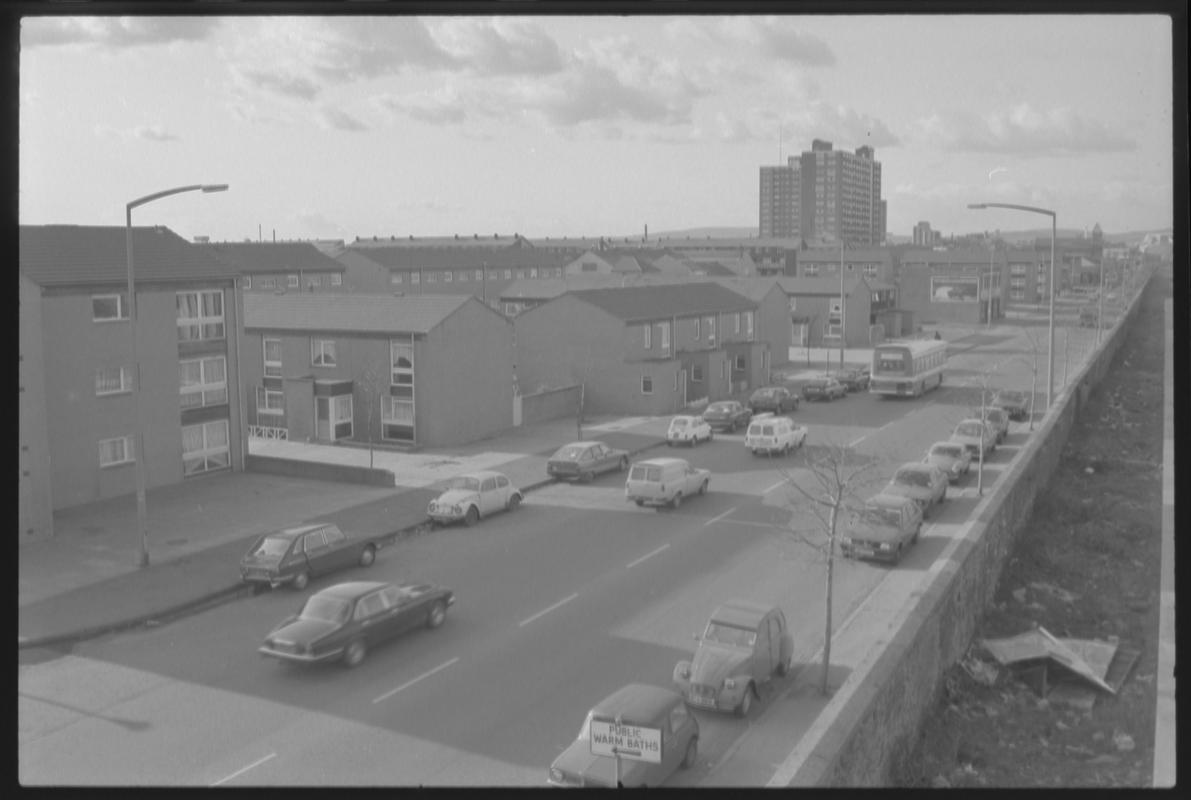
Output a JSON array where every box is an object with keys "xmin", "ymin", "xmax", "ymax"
[
  {"xmin": 211, "ymin": 753, "xmax": 276, "ymax": 786},
  {"xmin": 626, "ymin": 543, "xmax": 671, "ymax": 569},
  {"xmin": 518, "ymin": 593, "xmax": 579, "ymax": 627},
  {"xmin": 848, "ymin": 434, "xmax": 867, "ymax": 447},
  {"xmin": 762, "ymin": 480, "xmax": 788, "ymax": 495},
  {"xmin": 372, "ymin": 657, "xmax": 460, "ymax": 704},
  {"xmin": 704, "ymin": 507, "xmax": 738, "ymax": 526}
]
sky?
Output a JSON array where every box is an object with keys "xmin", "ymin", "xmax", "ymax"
[{"xmin": 18, "ymin": 11, "xmax": 1177, "ymax": 243}]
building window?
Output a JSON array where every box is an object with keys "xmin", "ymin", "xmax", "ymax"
[
  {"xmin": 311, "ymin": 339, "xmax": 337, "ymax": 367},
  {"xmin": 390, "ymin": 340, "xmax": 414, "ymax": 385},
  {"xmin": 745, "ymin": 311, "xmax": 754, "ymax": 339},
  {"xmin": 182, "ymin": 419, "xmax": 230, "ymax": 476},
  {"xmin": 644, "ymin": 324, "xmax": 652, "ymax": 349},
  {"xmin": 805, "ymin": 265, "xmax": 819, "ymax": 276},
  {"xmin": 504, "ymin": 302, "xmax": 518, "ymax": 315},
  {"xmin": 735, "ymin": 354, "xmax": 747, "ymax": 371},
  {"xmin": 530, "ymin": 268, "xmax": 538, "ymax": 278},
  {"xmin": 332, "ymin": 395, "xmax": 353, "ymax": 438},
  {"xmin": 503, "ymin": 269, "xmax": 513, "ymax": 279},
  {"xmin": 176, "ymin": 290, "xmax": 225, "ymax": 341},
  {"xmin": 391, "ymin": 273, "xmax": 404, "ymax": 285},
  {"xmin": 330, "ymin": 273, "xmax": 342, "ymax": 286},
  {"xmin": 641, "ymin": 375, "xmax": 653, "ymax": 394},
  {"xmin": 475, "ymin": 269, "xmax": 484, "ymax": 281},
  {"xmin": 261, "ymin": 277, "xmax": 277, "ymax": 290},
  {"xmin": 826, "ymin": 323, "xmax": 842, "ymax": 338},
  {"xmin": 457, "ymin": 271, "xmax": 468, "ymax": 282},
  {"xmin": 706, "ymin": 316, "xmax": 715, "ymax": 342},
  {"xmin": 660, "ymin": 321, "xmax": 670, "ymax": 353},
  {"xmin": 95, "ymin": 366, "xmax": 133, "ymax": 396},
  {"xmin": 443, "ymin": 271, "xmax": 453, "ymax": 283},
  {"xmin": 287, "ymin": 275, "xmax": 299, "ymax": 288},
  {"xmin": 411, "ymin": 272, "xmax": 421, "ymax": 285},
  {"xmin": 306, "ymin": 275, "xmax": 320, "ymax": 288},
  {"xmin": 256, "ymin": 387, "xmax": 284, "ymax": 415},
  {"xmin": 98, "ymin": 435, "xmax": 135, "ymax": 468},
  {"xmin": 864, "ymin": 265, "xmax": 879, "ymax": 278},
  {"xmin": 179, "ymin": 355, "xmax": 228, "ymax": 408},
  {"xmin": 734, "ymin": 312, "xmax": 741, "ymax": 333},
  {"xmin": 382, "ymin": 395, "xmax": 414, "ymax": 440},
  {"xmin": 555, "ymin": 268, "xmax": 564, "ymax": 278},
  {"xmin": 92, "ymin": 293, "xmax": 129, "ymax": 322},
  {"xmin": 694, "ymin": 317, "xmax": 701, "ymax": 339},
  {"xmin": 692, "ymin": 365, "xmax": 704, "ymax": 382},
  {"xmin": 241, "ymin": 276, "xmax": 252, "ymax": 290},
  {"xmin": 263, "ymin": 338, "xmax": 282, "ymax": 377},
  {"xmin": 426, "ymin": 272, "xmax": 438, "ymax": 284}
]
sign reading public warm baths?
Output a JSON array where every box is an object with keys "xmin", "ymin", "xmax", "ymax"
[
  {"xmin": 930, "ymin": 275, "xmax": 979, "ymax": 303},
  {"xmin": 588, "ymin": 719, "xmax": 662, "ymax": 764}
]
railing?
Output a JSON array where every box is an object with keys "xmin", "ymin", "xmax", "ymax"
[{"xmin": 248, "ymin": 425, "xmax": 288, "ymax": 440}]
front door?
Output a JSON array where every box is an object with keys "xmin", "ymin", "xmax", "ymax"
[{"xmin": 315, "ymin": 397, "xmax": 332, "ymax": 441}]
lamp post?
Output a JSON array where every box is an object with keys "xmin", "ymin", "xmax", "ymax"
[
  {"xmin": 838, "ymin": 239, "xmax": 845, "ymax": 370},
  {"xmin": 968, "ymin": 202, "xmax": 1056, "ymax": 410},
  {"xmin": 126, "ymin": 183, "xmax": 228, "ymax": 567}
]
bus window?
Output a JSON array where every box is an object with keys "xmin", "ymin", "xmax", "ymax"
[{"xmin": 877, "ymin": 352, "xmax": 904, "ymax": 372}]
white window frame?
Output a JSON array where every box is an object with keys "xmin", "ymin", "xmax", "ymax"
[
  {"xmin": 263, "ymin": 338, "xmax": 282, "ymax": 378},
  {"xmin": 256, "ymin": 386, "xmax": 284, "ymax": 415},
  {"xmin": 92, "ymin": 293, "xmax": 129, "ymax": 322},
  {"xmin": 391, "ymin": 273, "xmax": 404, "ymax": 285},
  {"xmin": 805, "ymin": 265, "xmax": 819, "ymax": 277},
  {"xmin": 95, "ymin": 366, "xmax": 134, "ymax": 396},
  {"xmin": 735, "ymin": 312, "xmax": 741, "ymax": 333},
  {"xmin": 426, "ymin": 271, "xmax": 438, "ymax": 283},
  {"xmin": 530, "ymin": 268, "xmax": 538, "ymax": 278},
  {"xmin": 332, "ymin": 394, "xmax": 353, "ymax": 438},
  {"xmin": 390, "ymin": 340, "xmax": 414, "ymax": 386},
  {"xmin": 241, "ymin": 276, "xmax": 252, "ymax": 290},
  {"xmin": 644, "ymin": 324, "xmax": 652, "ymax": 349},
  {"xmin": 443, "ymin": 271, "xmax": 453, "ymax": 283},
  {"xmin": 179, "ymin": 355, "xmax": 228, "ymax": 408},
  {"xmin": 745, "ymin": 311, "xmax": 755, "ymax": 340},
  {"xmin": 706, "ymin": 316, "xmax": 715, "ymax": 343},
  {"xmin": 176, "ymin": 289, "xmax": 225, "ymax": 341},
  {"xmin": 641, "ymin": 375, "xmax": 653, "ymax": 394},
  {"xmin": 503, "ymin": 269, "xmax": 513, "ymax": 279},
  {"xmin": 692, "ymin": 365, "xmax": 704, "ymax": 382},
  {"xmin": 261, "ymin": 277, "xmax": 277, "ymax": 290},
  {"xmin": 311, "ymin": 339, "xmax": 337, "ymax": 367},
  {"xmin": 660, "ymin": 321, "xmax": 670, "ymax": 353},
  {"xmin": 411, "ymin": 272, "xmax": 421, "ymax": 285},
  {"xmin": 475, "ymin": 269, "xmax": 484, "ymax": 281},
  {"xmin": 305, "ymin": 275, "xmax": 320, "ymax": 288},
  {"xmin": 98, "ymin": 435, "xmax": 135, "ymax": 468},
  {"xmin": 182, "ymin": 419, "xmax": 230, "ymax": 476},
  {"xmin": 694, "ymin": 317, "xmax": 701, "ymax": 339},
  {"xmin": 287, "ymin": 275, "xmax": 299, "ymax": 288},
  {"xmin": 330, "ymin": 273, "xmax": 342, "ymax": 286}
]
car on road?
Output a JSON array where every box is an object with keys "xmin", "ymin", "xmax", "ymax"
[
  {"xmin": 881, "ymin": 462, "xmax": 949, "ymax": 517},
  {"xmin": 748, "ymin": 385, "xmax": 799, "ymax": 414},
  {"xmin": 744, "ymin": 413, "xmax": 807, "ymax": 456},
  {"xmin": 801, "ymin": 376, "xmax": 848, "ymax": 402},
  {"xmin": 991, "ymin": 389, "xmax": 1030, "ymax": 422},
  {"xmin": 258, "ymin": 580, "xmax": 454, "ymax": 667},
  {"xmin": 546, "ymin": 441, "xmax": 630, "ymax": 482},
  {"xmin": 951, "ymin": 418, "xmax": 997, "ymax": 461},
  {"xmin": 427, "ymin": 470, "xmax": 522, "ymax": 527},
  {"xmin": 839, "ymin": 494, "xmax": 924, "ymax": 564},
  {"xmin": 973, "ymin": 406, "xmax": 1010, "ymax": 444},
  {"xmin": 672, "ymin": 599, "xmax": 793, "ymax": 718},
  {"xmin": 625, "ymin": 457, "xmax": 710, "ymax": 510},
  {"xmin": 547, "ymin": 683, "xmax": 699, "ymax": 787},
  {"xmin": 240, "ymin": 523, "xmax": 381, "ymax": 591},
  {"xmin": 701, "ymin": 400, "xmax": 753, "ymax": 432},
  {"xmin": 832, "ymin": 365, "xmax": 871, "ymax": 392},
  {"xmin": 666, "ymin": 414, "xmax": 714, "ymax": 447},
  {"xmin": 923, "ymin": 441, "xmax": 973, "ymax": 484}
]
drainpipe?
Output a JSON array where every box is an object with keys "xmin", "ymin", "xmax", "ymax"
[{"xmin": 230, "ymin": 282, "xmax": 247, "ymax": 468}]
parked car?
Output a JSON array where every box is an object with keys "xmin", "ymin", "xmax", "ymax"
[
  {"xmin": 748, "ymin": 385, "xmax": 798, "ymax": 414},
  {"xmin": 258, "ymin": 580, "xmax": 454, "ymax": 667},
  {"xmin": 666, "ymin": 415, "xmax": 714, "ymax": 447},
  {"xmin": 802, "ymin": 376, "xmax": 847, "ymax": 402},
  {"xmin": 923, "ymin": 441, "xmax": 973, "ymax": 484},
  {"xmin": 427, "ymin": 471, "xmax": 522, "ymax": 527},
  {"xmin": 951, "ymin": 418, "xmax": 996, "ymax": 461},
  {"xmin": 672, "ymin": 600, "xmax": 793, "ymax": 717},
  {"xmin": 625, "ymin": 457, "xmax": 710, "ymax": 510},
  {"xmin": 832, "ymin": 365, "xmax": 871, "ymax": 392},
  {"xmin": 744, "ymin": 413, "xmax": 807, "ymax": 456},
  {"xmin": 839, "ymin": 494, "xmax": 924, "ymax": 564},
  {"xmin": 881, "ymin": 462, "xmax": 948, "ymax": 517},
  {"xmin": 547, "ymin": 441, "xmax": 629, "ymax": 482},
  {"xmin": 547, "ymin": 684, "xmax": 699, "ymax": 787},
  {"xmin": 991, "ymin": 389, "xmax": 1030, "ymax": 422},
  {"xmin": 240, "ymin": 523, "xmax": 380, "ymax": 591},
  {"xmin": 701, "ymin": 400, "xmax": 753, "ymax": 432},
  {"xmin": 973, "ymin": 406, "xmax": 1010, "ymax": 444}
]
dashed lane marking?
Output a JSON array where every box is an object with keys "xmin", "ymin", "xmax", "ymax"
[
  {"xmin": 626, "ymin": 544, "xmax": 670, "ymax": 569},
  {"xmin": 210, "ymin": 753, "xmax": 277, "ymax": 786},
  {"xmin": 372, "ymin": 657, "xmax": 460, "ymax": 704},
  {"xmin": 518, "ymin": 593, "xmax": 579, "ymax": 628}
]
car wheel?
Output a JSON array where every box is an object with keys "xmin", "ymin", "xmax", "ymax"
[
  {"xmin": 671, "ymin": 492, "xmax": 683, "ymax": 509},
  {"xmin": 291, "ymin": 571, "xmax": 309, "ymax": 591},
  {"xmin": 698, "ymin": 479, "xmax": 708, "ymax": 496},
  {"xmin": 681, "ymin": 737, "xmax": 698, "ymax": 770},
  {"xmin": 939, "ymin": 487, "xmax": 947, "ymax": 503},
  {"xmin": 343, "ymin": 639, "xmax": 367, "ymax": 668},
  {"xmin": 783, "ymin": 442, "xmax": 791, "ymax": 456},
  {"xmin": 427, "ymin": 601, "xmax": 447, "ymax": 629},
  {"xmin": 507, "ymin": 493, "xmax": 522, "ymax": 512},
  {"xmin": 735, "ymin": 685, "xmax": 753, "ymax": 717},
  {"xmin": 464, "ymin": 505, "xmax": 480, "ymax": 527},
  {"xmin": 619, "ymin": 457, "xmax": 629, "ymax": 472},
  {"xmin": 359, "ymin": 545, "xmax": 376, "ymax": 567}
]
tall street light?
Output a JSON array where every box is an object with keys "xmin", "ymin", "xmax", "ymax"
[
  {"xmin": 127, "ymin": 183, "xmax": 229, "ymax": 567},
  {"xmin": 968, "ymin": 202, "xmax": 1056, "ymax": 410}
]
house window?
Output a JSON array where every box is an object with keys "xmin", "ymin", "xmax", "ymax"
[
  {"xmin": 256, "ymin": 387, "xmax": 284, "ymax": 415},
  {"xmin": 503, "ymin": 269, "xmax": 512, "ymax": 279},
  {"xmin": 426, "ymin": 272, "xmax": 438, "ymax": 283},
  {"xmin": 306, "ymin": 275, "xmax": 320, "ymax": 288},
  {"xmin": 530, "ymin": 268, "xmax": 538, "ymax": 278},
  {"xmin": 182, "ymin": 418, "xmax": 230, "ymax": 476},
  {"xmin": 706, "ymin": 316, "xmax": 715, "ymax": 343},
  {"xmin": 261, "ymin": 277, "xmax": 277, "ymax": 290},
  {"xmin": 694, "ymin": 318, "xmax": 701, "ymax": 339},
  {"xmin": 263, "ymin": 338, "xmax": 282, "ymax": 377},
  {"xmin": 745, "ymin": 311, "xmax": 754, "ymax": 339},
  {"xmin": 443, "ymin": 271, "xmax": 453, "ymax": 283},
  {"xmin": 864, "ymin": 265, "xmax": 879, "ymax": 278},
  {"xmin": 287, "ymin": 275, "xmax": 299, "ymax": 288},
  {"xmin": 241, "ymin": 276, "xmax": 252, "ymax": 290},
  {"xmin": 179, "ymin": 355, "xmax": 228, "ymax": 408},
  {"xmin": 734, "ymin": 354, "xmax": 747, "ymax": 371},
  {"xmin": 826, "ymin": 323, "xmax": 842, "ymax": 338},
  {"xmin": 475, "ymin": 269, "xmax": 484, "ymax": 281},
  {"xmin": 330, "ymin": 273, "xmax": 342, "ymax": 286},
  {"xmin": 641, "ymin": 375, "xmax": 653, "ymax": 394},
  {"xmin": 644, "ymin": 324, "xmax": 652, "ymax": 349},
  {"xmin": 92, "ymin": 293, "xmax": 129, "ymax": 322},
  {"xmin": 311, "ymin": 339, "xmax": 337, "ymax": 367},
  {"xmin": 411, "ymin": 272, "xmax": 421, "ymax": 285},
  {"xmin": 734, "ymin": 312, "xmax": 741, "ymax": 333},
  {"xmin": 390, "ymin": 340, "xmax": 414, "ymax": 385},
  {"xmin": 693, "ymin": 365, "xmax": 704, "ymax": 382},
  {"xmin": 805, "ymin": 265, "xmax": 819, "ymax": 276},
  {"xmin": 660, "ymin": 321, "xmax": 670, "ymax": 353},
  {"xmin": 332, "ymin": 395, "xmax": 353, "ymax": 438},
  {"xmin": 555, "ymin": 268, "xmax": 563, "ymax": 278},
  {"xmin": 513, "ymin": 269, "xmax": 523, "ymax": 280},
  {"xmin": 98, "ymin": 435, "xmax": 135, "ymax": 468},
  {"xmin": 176, "ymin": 290, "xmax": 225, "ymax": 341},
  {"xmin": 382, "ymin": 395, "xmax": 414, "ymax": 439},
  {"xmin": 95, "ymin": 366, "xmax": 133, "ymax": 395},
  {"xmin": 391, "ymin": 273, "xmax": 404, "ymax": 285}
]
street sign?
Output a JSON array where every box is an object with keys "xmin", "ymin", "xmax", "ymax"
[{"xmin": 589, "ymin": 719, "xmax": 662, "ymax": 764}]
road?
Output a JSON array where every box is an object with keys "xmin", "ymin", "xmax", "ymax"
[{"xmin": 18, "ymin": 318, "xmax": 1089, "ymax": 786}]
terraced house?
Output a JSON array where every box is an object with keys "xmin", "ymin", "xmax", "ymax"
[
  {"xmin": 197, "ymin": 240, "xmax": 347, "ymax": 294},
  {"xmin": 19, "ymin": 225, "xmax": 245, "ymax": 540}
]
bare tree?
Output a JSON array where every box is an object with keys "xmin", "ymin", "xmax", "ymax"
[{"xmin": 778, "ymin": 436, "xmax": 883, "ymax": 695}]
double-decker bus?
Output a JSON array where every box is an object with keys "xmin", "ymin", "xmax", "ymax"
[{"xmin": 869, "ymin": 339, "xmax": 949, "ymax": 398}]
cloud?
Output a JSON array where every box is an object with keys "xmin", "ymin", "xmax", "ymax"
[
  {"xmin": 133, "ymin": 125, "xmax": 179, "ymax": 142},
  {"xmin": 238, "ymin": 68, "xmax": 321, "ymax": 101},
  {"xmin": 708, "ymin": 101, "xmax": 899, "ymax": 147},
  {"xmin": 435, "ymin": 18, "xmax": 566, "ymax": 76},
  {"xmin": 669, "ymin": 17, "xmax": 835, "ymax": 66},
  {"xmin": 306, "ymin": 17, "xmax": 458, "ymax": 84},
  {"xmin": 913, "ymin": 104, "xmax": 1135, "ymax": 156},
  {"xmin": 319, "ymin": 107, "xmax": 368, "ymax": 132},
  {"xmin": 22, "ymin": 16, "xmax": 221, "ymax": 48}
]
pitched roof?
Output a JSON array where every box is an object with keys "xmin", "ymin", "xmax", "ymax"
[
  {"xmin": 705, "ymin": 276, "xmax": 782, "ymax": 302},
  {"xmin": 19, "ymin": 225, "xmax": 238, "ymax": 287},
  {"xmin": 342, "ymin": 244, "xmax": 572, "ymax": 272},
  {"xmin": 197, "ymin": 242, "xmax": 346, "ymax": 274},
  {"xmin": 500, "ymin": 273, "xmax": 690, "ymax": 301},
  {"xmin": 774, "ymin": 276, "xmax": 868, "ymax": 296},
  {"xmin": 569, "ymin": 282, "xmax": 756, "ymax": 322},
  {"xmin": 243, "ymin": 292, "xmax": 475, "ymax": 334}
]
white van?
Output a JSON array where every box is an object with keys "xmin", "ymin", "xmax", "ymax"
[
  {"xmin": 744, "ymin": 414, "xmax": 807, "ymax": 456},
  {"xmin": 625, "ymin": 457, "xmax": 711, "ymax": 509}
]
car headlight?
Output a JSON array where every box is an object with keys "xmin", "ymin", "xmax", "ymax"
[
  {"xmin": 879, "ymin": 542, "xmax": 892, "ymax": 550},
  {"xmin": 724, "ymin": 678, "xmax": 736, "ymax": 690}
]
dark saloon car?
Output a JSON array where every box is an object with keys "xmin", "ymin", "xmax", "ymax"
[
  {"xmin": 832, "ymin": 365, "xmax": 871, "ymax": 392},
  {"xmin": 701, "ymin": 400, "xmax": 753, "ymax": 432},
  {"xmin": 546, "ymin": 441, "xmax": 630, "ymax": 482},
  {"xmin": 240, "ymin": 523, "xmax": 380, "ymax": 591},
  {"xmin": 802, "ymin": 376, "xmax": 847, "ymax": 402},
  {"xmin": 259, "ymin": 581, "xmax": 454, "ymax": 667},
  {"xmin": 748, "ymin": 386, "xmax": 798, "ymax": 414},
  {"xmin": 991, "ymin": 389, "xmax": 1030, "ymax": 422}
]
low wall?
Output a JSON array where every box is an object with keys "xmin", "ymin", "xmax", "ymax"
[
  {"xmin": 245, "ymin": 454, "xmax": 395, "ymax": 488},
  {"xmin": 784, "ymin": 277, "xmax": 1148, "ymax": 786},
  {"xmin": 520, "ymin": 384, "xmax": 580, "ymax": 426}
]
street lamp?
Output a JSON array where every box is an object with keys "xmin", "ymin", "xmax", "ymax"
[
  {"xmin": 126, "ymin": 183, "xmax": 228, "ymax": 567},
  {"xmin": 968, "ymin": 202, "xmax": 1056, "ymax": 410}
]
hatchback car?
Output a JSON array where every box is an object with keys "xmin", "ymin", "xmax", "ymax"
[
  {"xmin": 666, "ymin": 415, "xmax": 714, "ymax": 447},
  {"xmin": 427, "ymin": 471, "xmax": 522, "ymax": 527},
  {"xmin": 802, "ymin": 376, "xmax": 847, "ymax": 402},
  {"xmin": 923, "ymin": 441, "xmax": 973, "ymax": 484},
  {"xmin": 839, "ymin": 494, "xmax": 924, "ymax": 564},
  {"xmin": 701, "ymin": 400, "xmax": 752, "ymax": 432},
  {"xmin": 748, "ymin": 385, "xmax": 798, "ymax": 414},
  {"xmin": 744, "ymin": 414, "xmax": 807, "ymax": 456},
  {"xmin": 546, "ymin": 441, "xmax": 630, "ymax": 482},
  {"xmin": 973, "ymin": 406, "xmax": 1010, "ymax": 443},
  {"xmin": 240, "ymin": 523, "xmax": 381, "ymax": 591},
  {"xmin": 673, "ymin": 600, "xmax": 793, "ymax": 717},
  {"xmin": 832, "ymin": 366, "xmax": 871, "ymax": 392},
  {"xmin": 990, "ymin": 389, "xmax": 1030, "ymax": 422},
  {"xmin": 881, "ymin": 462, "xmax": 948, "ymax": 517},
  {"xmin": 258, "ymin": 580, "xmax": 454, "ymax": 667},
  {"xmin": 951, "ymin": 418, "xmax": 996, "ymax": 461},
  {"xmin": 547, "ymin": 684, "xmax": 699, "ymax": 788}
]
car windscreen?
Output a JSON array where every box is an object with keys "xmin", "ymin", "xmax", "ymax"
[
  {"xmin": 931, "ymin": 445, "xmax": 964, "ymax": 459},
  {"xmin": 552, "ymin": 445, "xmax": 586, "ymax": 461},
  {"xmin": 754, "ymin": 389, "xmax": 777, "ymax": 398},
  {"xmin": 748, "ymin": 424, "xmax": 775, "ymax": 436},
  {"xmin": 630, "ymin": 465, "xmax": 661, "ymax": 482},
  {"xmin": 670, "ymin": 418, "xmax": 690, "ymax": 427},
  {"xmin": 956, "ymin": 422, "xmax": 983, "ymax": 438},
  {"xmin": 447, "ymin": 476, "xmax": 481, "ymax": 491},
  {"xmin": 707, "ymin": 403, "xmax": 732, "ymax": 413},
  {"xmin": 894, "ymin": 469, "xmax": 931, "ymax": 487},
  {"xmin": 251, "ymin": 537, "xmax": 291, "ymax": 557},
  {"xmin": 860, "ymin": 507, "xmax": 902, "ymax": 526},
  {"xmin": 703, "ymin": 622, "xmax": 757, "ymax": 648},
  {"xmin": 299, "ymin": 595, "xmax": 351, "ymax": 624}
]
